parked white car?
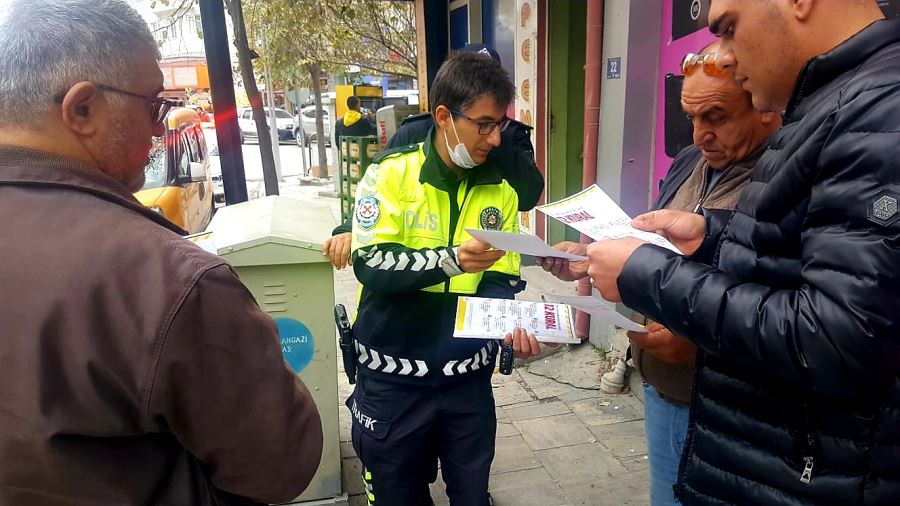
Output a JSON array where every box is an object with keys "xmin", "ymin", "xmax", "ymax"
[
  {"xmin": 293, "ymin": 105, "xmax": 332, "ymax": 147},
  {"xmin": 237, "ymin": 107, "xmax": 295, "ymax": 144}
]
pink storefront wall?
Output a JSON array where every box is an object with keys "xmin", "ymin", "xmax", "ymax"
[{"xmin": 652, "ymin": 1, "xmax": 715, "ymax": 197}]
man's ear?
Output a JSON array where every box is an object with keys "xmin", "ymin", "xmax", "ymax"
[
  {"xmin": 60, "ymin": 81, "xmax": 100, "ymax": 136},
  {"xmin": 433, "ymin": 105, "xmax": 451, "ymax": 130},
  {"xmin": 789, "ymin": 0, "xmax": 814, "ymax": 22}
]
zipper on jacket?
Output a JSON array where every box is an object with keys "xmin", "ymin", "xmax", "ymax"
[
  {"xmin": 692, "ymin": 196, "xmax": 707, "ymax": 214},
  {"xmin": 798, "ymin": 401, "xmax": 818, "ymax": 485},
  {"xmin": 692, "ymin": 165, "xmax": 716, "ymax": 213},
  {"xmin": 674, "ymin": 351, "xmax": 705, "ymax": 503},
  {"xmin": 444, "ymin": 179, "xmax": 470, "ymax": 292},
  {"xmin": 800, "ymin": 456, "xmax": 814, "ymax": 484}
]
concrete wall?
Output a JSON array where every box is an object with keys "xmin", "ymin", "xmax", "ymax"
[{"xmin": 590, "ymin": 0, "xmax": 662, "ymax": 351}]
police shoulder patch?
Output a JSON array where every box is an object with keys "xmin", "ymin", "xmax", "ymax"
[
  {"xmin": 480, "ymin": 206, "xmax": 503, "ymax": 230},
  {"xmin": 356, "ymin": 196, "xmax": 381, "ymax": 230},
  {"xmin": 868, "ymin": 192, "xmax": 900, "ymax": 226}
]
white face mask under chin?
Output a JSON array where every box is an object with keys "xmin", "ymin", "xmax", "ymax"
[{"xmin": 444, "ymin": 118, "xmax": 477, "ymax": 169}]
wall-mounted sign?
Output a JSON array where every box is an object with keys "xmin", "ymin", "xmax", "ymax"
[
  {"xmin": 515, "ymin": 0, "xmax": 538, "ymax": 234},
  {"xmin": 672, "ymin": 0, "xmax": 710, "ymax": 40},
  {"xmin": 607, "ymin": 58, "xmax": 621, "ymax": 79}
]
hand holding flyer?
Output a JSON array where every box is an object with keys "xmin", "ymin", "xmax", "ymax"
[
  {"xmin": 454, "ymin": 296, "xmax": 580, "ymax": 344},
  {"xmin": 537, "ymin": 185, "xmax": 680, "ymax": 253},
  {"xmin": 465, "ymin": 228, "xmax": 587, "ymax": 261}
]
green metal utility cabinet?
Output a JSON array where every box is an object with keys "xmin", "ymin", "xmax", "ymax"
[{"xmin": 210, "ymin": 196, "xmax": 345, "ymax": 505}]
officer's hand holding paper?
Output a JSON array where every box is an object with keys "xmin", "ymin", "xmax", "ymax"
[
  {"xmin": 465, "ymin": 228, "xmax": 587, "ymax": 261},
  {"xmin": 454, "ymin": 296, "xmax": 580, "ymax": 344}
]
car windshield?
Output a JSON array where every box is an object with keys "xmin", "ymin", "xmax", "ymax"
[
  {"xmin": 142, "ymin": 139, "xmax": 168, "ymax": 190},
  {"xmin": 274, "ymin": 109, "xmax": 292, "ymax": 119}
]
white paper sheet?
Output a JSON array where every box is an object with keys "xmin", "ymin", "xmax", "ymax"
[
  {"xmin": 465, "ymin": 228, "xmax": 587, "ymax": 261},
  {"xmin": 453, "ymin": 296, "xmax": 581, "ymax": 344},
  {"xmin": 537, "ymin": 185, "xmax": 681, "ymax": 253},
  {"xmin": 542, "ymin": 294, "xmax": 647, "ymax": 333}
]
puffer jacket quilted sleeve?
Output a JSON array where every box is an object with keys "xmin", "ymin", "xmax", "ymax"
[{"xmin": 618, "ymin": 21, "xmax": 900, "ymax": 403}]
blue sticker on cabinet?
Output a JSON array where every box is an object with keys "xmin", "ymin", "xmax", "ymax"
[{"xmin": 275, "ymin": 317, "xmax": 315, "ymax": 373}]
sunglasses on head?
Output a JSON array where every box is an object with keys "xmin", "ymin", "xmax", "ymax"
[{"xmin": 680, "ymin": 52, "xmax": 729, "ymax": 78}]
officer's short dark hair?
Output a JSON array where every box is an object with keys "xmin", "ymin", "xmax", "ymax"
[
  {"xmin": 429, "ymin": 52, "xmax": 515, "ymax": 113},
  {"xmin": 347, "ymin": 96, "xmax": 360, "ymax": 109}
]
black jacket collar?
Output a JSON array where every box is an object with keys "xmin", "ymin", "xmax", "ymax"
[
  {"xmin": 787, "ymin": 19, "xmax": 900, "ymax": 116},
  {"xmin": 418, "ymin": 126, "xmax": 503, "ymax": 192}
]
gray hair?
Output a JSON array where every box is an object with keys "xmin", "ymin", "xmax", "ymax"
[{"xmin": 0, "ymin": 0, "xmax": 160, "ymax": 126}]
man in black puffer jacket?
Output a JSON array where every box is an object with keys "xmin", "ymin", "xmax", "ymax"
[{"xmin": 584, "ymin": 1, "xmax": 900, "ymax": 504}]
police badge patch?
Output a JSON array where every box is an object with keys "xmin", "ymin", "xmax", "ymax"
[
  {"xmin": 480, "ymin": 206, "xmax": 502, "ymax": 230},
  {"xmin": 356, "ymin": 196, "xmax": 381, "ymax": 230}
]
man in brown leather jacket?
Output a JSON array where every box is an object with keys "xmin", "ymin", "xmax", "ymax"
[
  {"xmin": 537, "ymin": 41, "xmax": 780, "ymax": 505},
  {"xmin": 0, "ymin": 1, "xmax": 322, "ymax": 504}
]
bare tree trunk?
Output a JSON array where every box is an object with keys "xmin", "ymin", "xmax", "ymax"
[
  {"xmin": 308, "ymin": 62, "xmax": 329, "ymax": 179},
  {"xmin": 225, "ymin": 0, "xmax": 279, "ymax": 196}
]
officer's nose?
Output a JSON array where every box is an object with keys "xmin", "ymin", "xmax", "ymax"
[{"xmin": 486, "ymin": 125, "xmax": 502, "ymax": 148}]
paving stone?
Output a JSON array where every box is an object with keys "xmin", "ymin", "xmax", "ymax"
[
  {"xmin": 501, "ymin": 399, "xmax": 539, "ymax": 410},
  {"xmin": 514, "ymin": 413, "xmax": 596, "ymax": 451},
  {"xmin": 492, "ymin": 381, "xmax": 534, "ymax": 406},
  {"xmin": 496, "ymin": 406, "xmax": 511, "ymax": 423},
  {"xmin": 348, "ymin": 493, "xmax": 368, "ymax": 506},
  {"xmin": 566, "ymin": 394, "xmax": 644, "ymax": 427},
  {"xmin": 525, "ymin": 342, "xmax": 605, "ymax": 390},
  {"xmin": 340, "ymin": 440, "xmax": 356, "ymax": 459},
  {"xmin": 589, "ymin": 420, "xmax": 648, "ymax": 459},
  {"xmin": 429, "ymin": 472, "xmax": 449, "ymax": 501},
  {"xmin": 505, "ymin": 400, "xmax": 571, "ymax": 421},
  {"xmin": 619, "ymin": 454, "xmax": 651, "ymax": 473},
  {"xmin": 517, "ymin": 370, "xmax": 577, "ymax": 400},
  {"xmin": 489, "ymin": 486, "xmax": 569, "ymax": 506},
  {"xmin": 341, "ymin": 457, "xmax": 365, "ymax": 496},
  {"xmin": 488, "ymin": 467, "xmax": 569, "ymax": 506},
  {"xmin": 565, "ymin": 469, "xmax": 651, "ymax": 505},
  {"xmin": 557, "ymin": 387, "xmax": 604, "ymax": 403},
  {"xmin": 496, "ymin": 420, "xmax": 520, "ymax": 438},
  {"xmin": 337, "ymin": 374, "xmax": 355, "ymax": 401},
  {"xmin": 563, "ymin": 474, "xmax": 650, "ymax": 506},
  {"xmin": 535, "ymin": 443, "xmax": 627, "ymax": 486},
  {"xmin": 491, "ymin": 435, "xmax": 542, "ymax": 474},
  {"xmin": 339, "ymin": 412, "xmax": 351, "ymax": 443}
]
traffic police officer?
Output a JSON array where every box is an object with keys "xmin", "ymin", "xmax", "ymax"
[
  {"xmin": 347, "ymin": 52, "xmax": 543, "ymax": 505},
  {"xmin": 322, "ymin": 44, "xmax": 543, "ymax": 270}
]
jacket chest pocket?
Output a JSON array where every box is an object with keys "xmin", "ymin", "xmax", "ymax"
[{"xmin": 400, "ymin": 196, "xmax": 446, "ymax": 243}]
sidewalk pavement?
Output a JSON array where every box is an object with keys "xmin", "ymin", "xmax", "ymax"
[{"xmin": 278, "ymin": 178, "xmax": 651, "ymax": 505}]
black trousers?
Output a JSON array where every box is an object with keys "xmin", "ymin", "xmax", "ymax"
[{"xmin": 347, "ymin": 371, "xmax": 496, "ymax": 506}]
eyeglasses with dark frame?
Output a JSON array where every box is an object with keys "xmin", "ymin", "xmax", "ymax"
[
  {"xmin": 680, "ymin": 52, "xmax": 729, "ymax": 78},
  {"xmin": 54, "ymin": 83, "xmax": 179, "ymax": 125},
  {"xmin": 449, "ymin": 108, "xmax": 510, "ymax": 136}
]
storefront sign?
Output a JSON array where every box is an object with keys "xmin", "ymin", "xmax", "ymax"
[{"xmin": 515, "ymin": 0, "xmax": 538, "ymax": 234}]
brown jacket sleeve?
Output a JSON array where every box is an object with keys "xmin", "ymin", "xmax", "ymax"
[{"xmin": 146, "ymin": 263, "xmax": 323, "ymax": 503}]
